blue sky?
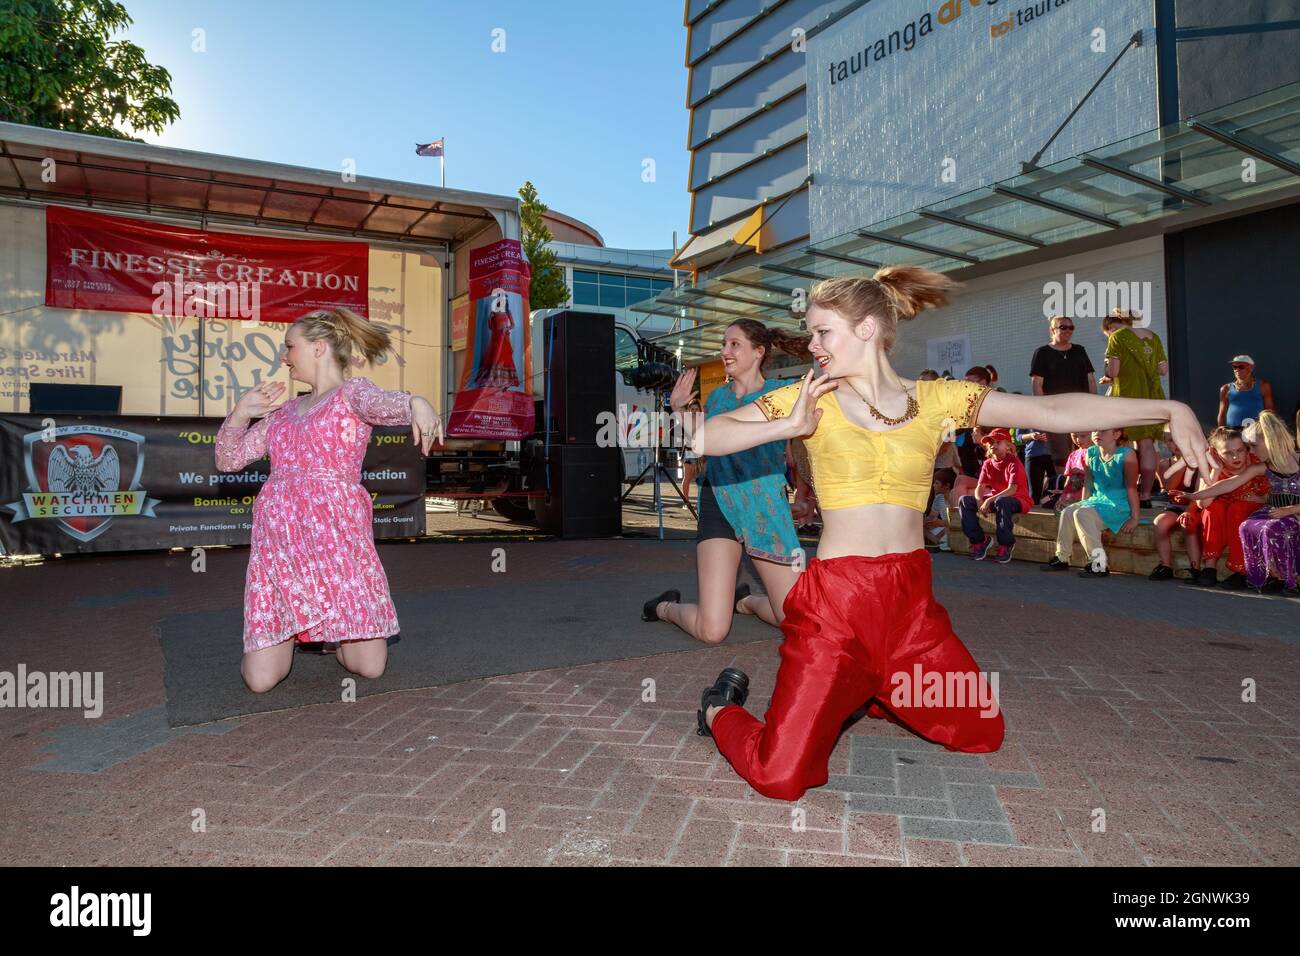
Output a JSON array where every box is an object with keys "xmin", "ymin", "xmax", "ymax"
[{"xmin": 120, "ymin": 0, "xmax": 690, "ymax": 250}]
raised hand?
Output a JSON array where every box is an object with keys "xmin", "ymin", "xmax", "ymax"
[
  {"xmin": 785, "ymin": 368, "xmax": 837, "ymax": 438},
  {"xmin": 232, "ymin": 381, "xmax": 286, "ymax": 424},
  {"xmin": 670, "ymin": 368, "xmax": 698, "ymax": 413}
]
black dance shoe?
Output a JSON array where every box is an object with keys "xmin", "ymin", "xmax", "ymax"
[
  {"xmin": 1219, "ymin": 572, "xmax": 1248, "ymax": 591},
  {"xmin": 1189, "ymin": 568, "xmax": 1217, "ymax": 588},
  {"xmin": 733, "ymin": 582, "xmax": 752, "ymax": 614},
  {"xmin": 1260, "ymin": 579, "xmax": 1284, "ymax": 595},
  {"xmin": 1147, "ymin": 564, "xmax": 1174, "ymax": 581},
  {"xmin": 642, "ymin": 589, "xmax": 681, "ymax": 623},
  {"xmin": 1040, "ymin": 556, "xmax": 1070, "ymax": 571},
  {"xmin": 696, "ymin": 667, "xmax": 750, "ymax": 738}
]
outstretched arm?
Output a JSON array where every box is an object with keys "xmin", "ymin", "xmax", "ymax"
[
  {"xmin": 694, "ymin": 369, "xmax": 836, "ymax": 457},
  {"xmin": 977, "ymin": 390, "xmax": 1208, "ymax": 470},
  {"xmin": 694, "ymin": 400, "xmax": 796, "ymax": 456},
  {"xmin": 344, "ymin": 377, "xmax": 443, "ymax": 454},
  {"xmin": 1186, "ymin": 463, "xmax": 1266, "ymax": 501}
]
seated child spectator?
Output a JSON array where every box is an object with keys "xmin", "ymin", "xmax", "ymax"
[
  {"xmin": 925, "ymin": 468, "xmax": 957, "ymax": 552},
  {"xmin": 1189, "ymin": 414, "xmax": 1299, "ymax": 592},
  {"xmin": 1184, "ymin": 426, "xmax": 1270, "ymax": 588},
  {"xmin": 959, "ymin": 429, "xmax": 1034, "ymax": 563},
  {"xmin": 1042, "ymin": 428, "xmax": 1138, "ymax": 577},
  {"xmin": 1044, "ymin": 431, "xmax": 1092, "ymax": 511},
  {"xmin": 1016, "ymin": 428, "xmax": 1057, "ymax": 505},
  {"xmin": 1149, "ymin": 431, "xmax": 1203, "ymax": 581}
]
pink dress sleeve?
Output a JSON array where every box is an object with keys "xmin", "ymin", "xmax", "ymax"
[
  {"xmin": 345, "ymin": 377, "xmax": 413, "ymax": 426},
  {"xmin": 215, "ymin": 414, "xmax": 272, "ymax": 472}
]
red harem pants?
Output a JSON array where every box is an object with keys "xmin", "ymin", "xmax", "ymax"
[
  {"xmin": 710, "ymin": 550, "xmax": 1004, "ymax": 802},
  {"xmin": 1200, "ymin": 497, "xmax": 1260, "ymax": 572}
]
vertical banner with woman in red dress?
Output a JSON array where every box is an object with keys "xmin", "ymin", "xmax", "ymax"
[{"xmin": 447, "ymin": 239, "xmax": 533, "ymax": 439}]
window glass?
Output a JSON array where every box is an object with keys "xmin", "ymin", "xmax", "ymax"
[{"xmin": 573, "ymin": 282, "xmax": 600, "ymax": 306}]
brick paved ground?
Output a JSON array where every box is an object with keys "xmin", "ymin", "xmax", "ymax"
[{"xmin": 1, "ymin": 534, "xmax": 1297, "ymax": 867}]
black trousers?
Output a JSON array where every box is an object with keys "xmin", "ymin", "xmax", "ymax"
[{"xmin": 1026, "ymin": 454, "xmax": 1056, "ymax": 504}]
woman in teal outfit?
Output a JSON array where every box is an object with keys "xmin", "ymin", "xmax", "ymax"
[{"xmin": 642, "ymin": 320, "xmax": 812, "ymax": 643}]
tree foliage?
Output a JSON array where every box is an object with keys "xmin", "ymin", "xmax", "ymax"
[
  {"xmin": 518, "ymin": 180, "xmax": 570, "ymax": 310},
  {"xmin": 0, "ymin": 0, "xmax": 180, "ymax": 140}
]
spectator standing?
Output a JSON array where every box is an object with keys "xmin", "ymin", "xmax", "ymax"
[
  {"xmin": 1030, "ymin": 315, "xmax": 1096, "ymax": 470},
  {"xmin": 1100, "ymin": 308, "xmax": 1168, "ymax": 507},
  {"xmin": 1217, "ymin": 356, "xmax": 1274, "ymax": 428},
  {"xmin": 1017, "ymin": 427, "xmax": 1056, "ymax": 505}
]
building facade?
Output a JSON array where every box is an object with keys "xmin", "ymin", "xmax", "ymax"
[{"xmin": 662, "ymin": 0, "xmax": 1300, "ymax": 424}]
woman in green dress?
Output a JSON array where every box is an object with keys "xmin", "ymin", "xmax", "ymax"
[{"xmin": 1098, "ymin": 308, "xmax": 1168, "ymax": 506}]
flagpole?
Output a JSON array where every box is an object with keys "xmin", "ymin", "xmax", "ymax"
[{"xmin": 440, "ymin": 154, "xmax": 445, "ymax": 188}]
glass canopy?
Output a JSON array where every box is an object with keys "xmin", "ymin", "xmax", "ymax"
[{"xmin": 635, "ymin": 81, "xmax": 1300, "ymax": 363}]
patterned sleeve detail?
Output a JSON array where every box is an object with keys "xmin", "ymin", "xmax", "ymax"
[
  {"xmin": 344, "ymin": 377, "xmax": 413, "ymax": 426},
  {"xmin": 933, "ymin": 378, "xmax": 990, "ymax": 431},
  {"xmin": 755, "ymin": 382, "xmax": 800, "ymax": 421},
  {"xmin": 215, "ymin": 414, "xmax": 272, "ymax": 472}
]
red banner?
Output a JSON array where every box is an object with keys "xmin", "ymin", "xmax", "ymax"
[
  {"xmin": 45, "ymin": 206, "xmax": 368, "ymax": 323},
  {"xmin": 447, "ymin": 239, "xmax": 533, "ymax": 439}
]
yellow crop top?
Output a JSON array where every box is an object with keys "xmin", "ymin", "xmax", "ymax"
[{"xmin": 756, "ymin": 377, "xmax": 989, "ymax": 513}]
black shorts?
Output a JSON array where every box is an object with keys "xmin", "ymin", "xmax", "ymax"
[{"xmin": 695, "ymin": 481, "xmax": 740, "ymax": 544}]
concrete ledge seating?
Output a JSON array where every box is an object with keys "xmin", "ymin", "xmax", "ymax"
[{"xmin": 945, "ymin": 505, "xmax": 1195, "ymax": 575}]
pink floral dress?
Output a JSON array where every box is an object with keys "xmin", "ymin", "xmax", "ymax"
[{"xmin": 215, "ymin": 376, "xmax": 414, "ymax": 653}]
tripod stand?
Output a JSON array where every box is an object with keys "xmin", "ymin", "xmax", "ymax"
[{"xmin": 621, "ymin": 397, "xmax": 694, "ymax": 540}]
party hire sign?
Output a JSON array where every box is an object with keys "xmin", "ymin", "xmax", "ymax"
[{"xmin": 5, "ymin": 425, "xmax": 159, "ymax": 543}]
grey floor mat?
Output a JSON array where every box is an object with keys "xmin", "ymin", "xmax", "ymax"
[{"xmin": 158, "ymin": 575, "xmax": 776, "ymax": 727}]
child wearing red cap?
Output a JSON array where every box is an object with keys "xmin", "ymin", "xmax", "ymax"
[{"xmin": 958, "ymin": 427, "xmax": 1035, "ymax": 562}]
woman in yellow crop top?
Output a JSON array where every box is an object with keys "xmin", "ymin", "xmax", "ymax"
[{"xmin": 688, "ymin": 265, "xmax": 1208, "ymax": 802}]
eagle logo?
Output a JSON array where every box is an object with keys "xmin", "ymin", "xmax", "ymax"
[
  {"xmin": 47, "ymin": 444, "xmax": 120, "ymax": 497},
  {"xmin": 8, "ymin": 426, "xmax": 153, "ymax": 544}
]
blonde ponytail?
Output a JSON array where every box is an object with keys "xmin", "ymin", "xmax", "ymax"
[
  {"xmin": 292, "ymin": 307, "xmax": 393, "ymax": 372},
  {"xmin": 809, "ymin": 265, "xmax": 958, "ymax": 352}
]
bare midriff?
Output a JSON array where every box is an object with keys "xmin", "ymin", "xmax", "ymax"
[{"xmin": 814, "ymin": 502, "xmax": 925, "ymax": 559}]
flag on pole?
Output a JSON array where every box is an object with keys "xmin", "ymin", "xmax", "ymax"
[{"xmin": 415, "ymin": 139, "xmax": 444, "ymax": 157}]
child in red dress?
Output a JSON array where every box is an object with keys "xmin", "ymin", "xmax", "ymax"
[{"xmin": 1186, "ymin": 427, "xmax": 1270, "ymax": 589}]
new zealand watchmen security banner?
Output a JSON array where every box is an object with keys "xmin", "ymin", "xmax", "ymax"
[
  {"xmin": 447, "ymin": 238, "xmax": 532, "ymax": 439},
  {"xmin": 0, "ymin": 414, "xmax": 423, "ymax": 554}
]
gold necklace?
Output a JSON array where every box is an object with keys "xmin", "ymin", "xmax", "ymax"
[{"xmin": 843, "ymin": 380, "xmax": 918, "ymax": 425}]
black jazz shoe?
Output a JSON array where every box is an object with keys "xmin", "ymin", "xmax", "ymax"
[
  {"xmin": 1219, "ymin": 572, "xmax": 1248, "ymax": 591},
  {"xmin": 642, "ymin": 589, "xmax": 681, "ymax": 622},
  {"xmin": 696, "ymin": 667, "xmax": 750, "ymax": 737},
  {"xmin": 1041, "ymin": 556, "xmax": 1070, "ymax": 571},
  {"xmin": 733, "ymin": 582, "xmax": 752, "ymax": 614},
  {"xmin": 1147, "ymin": 564, "xmax": 1174, "ymax": 581}
]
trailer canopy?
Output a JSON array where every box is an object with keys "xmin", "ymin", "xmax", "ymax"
[{"xmin": 0, "ymin": 122, "xmax": 520, "ymax": 245}]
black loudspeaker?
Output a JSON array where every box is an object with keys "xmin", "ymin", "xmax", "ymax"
[
  {"xmin": 532, "ymin": 445, "xmax": 621, "ymax": 539},
  {"xmin": 542, "ymin": 311, "xmax": 615, "ymax": 444},
  {"xmin": 28, "ymin": 383, "xmax": 122, "ymax": 415}
]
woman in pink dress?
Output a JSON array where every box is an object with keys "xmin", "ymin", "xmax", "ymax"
[{"xmin": 216, "ymin": 307, "xmax": 443, "ymax": 693}]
